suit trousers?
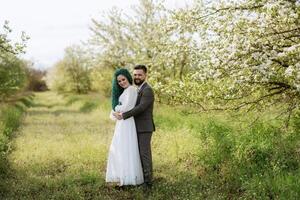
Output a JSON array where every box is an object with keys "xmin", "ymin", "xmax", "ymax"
[{"xmin": 137, "ymin": 132, "xmax": 153, "ymax": 183}]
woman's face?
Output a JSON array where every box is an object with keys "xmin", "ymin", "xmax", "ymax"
[{"xmin": 117, "ymin": 75, "xmax": 130, "ymax": 89}]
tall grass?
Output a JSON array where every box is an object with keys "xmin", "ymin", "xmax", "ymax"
[{"xmin": 0, "ymin": 95, "xmax": 34, "ymax": 177}]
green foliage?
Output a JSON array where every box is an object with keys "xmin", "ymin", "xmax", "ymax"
[
  {"xmin": 197, "ymin": 121, "xmax": 234, "ymax": 171},
  {"xmin": 153, "ymin": 104, "xmax": 300, "ymax": 199},
  {"xmin": 0, "ymin": 96, "xmax": 33, "ymax": 180},
  {"xmin": 47, "ymin": 45, "xmax": 92, "ymax": 94},
  {"xmin": 0, "ymin": 21, "xmax": 30, "ymax": 100},
  {"xmin": 0, "ymin": 97, "xmax": 33, "ymax": 196},
  {"xmin": 0, "ymin": 55, "xmax": 28, "ymax": 100},
  {"xmin": 0, "ymin": 105, "xmax": 23, "ymax": 180},
  {"xmin": 90, "ymin": 67, "xmax": 113, "ymax": 97},
  {"xmin": 1, "ymin": 106, "xmax": 22, "ymax": 137},
  {"xmin": 0, "ymin": 97, "xmax": 33, "ymax": 144}
]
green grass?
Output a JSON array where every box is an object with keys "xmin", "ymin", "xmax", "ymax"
[
  {"xmin": 0, "ymin": 94, "xmax": 34, "ymax": 195},
  {"xmin": 1, "ymin": 91, "xmax": 300, "ymax": 199},
  {"xmin": 0, "ymin": 95, "xmax": 34, "ymax": 155}
]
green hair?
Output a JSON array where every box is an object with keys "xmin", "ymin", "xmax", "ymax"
[{"xmin": 111, "ymin": 68, "xmax": 133, "ymax": 111}]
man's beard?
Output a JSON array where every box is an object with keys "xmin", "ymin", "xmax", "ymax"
[{"xmin": 134, "ymin": 79, "xmax": 144, "ymax": 86}]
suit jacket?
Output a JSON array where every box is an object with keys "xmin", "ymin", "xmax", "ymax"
[{"xmin": 122, "ymin": 82, "xmax": 155, "ymax": 133}]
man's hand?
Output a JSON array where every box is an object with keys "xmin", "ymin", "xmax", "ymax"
[{"xmin": 113, "ymin": 112, "xmax": 123, "ymax": 120}]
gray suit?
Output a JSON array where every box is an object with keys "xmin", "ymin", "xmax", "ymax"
[{"xmin": 123, "ymin": 82, "xmax": 155, "ymax": 183}]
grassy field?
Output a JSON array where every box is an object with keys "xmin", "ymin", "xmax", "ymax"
[
  {"xmin": 1, "ymin": 91, "xmax": 300, "ymax": 199},
  {"xmin": 0, "ymin": 92, "xmax": 204, "ymax": 200}
]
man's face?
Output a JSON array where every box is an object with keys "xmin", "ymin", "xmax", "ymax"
[{"xmin": 133, "ymin": 69, "xmax": 146, "ymax": 86}]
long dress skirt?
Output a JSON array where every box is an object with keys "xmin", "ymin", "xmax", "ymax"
[{"xmin": 105, "ymin": 117, "xmax": 144, "ymax": 185}]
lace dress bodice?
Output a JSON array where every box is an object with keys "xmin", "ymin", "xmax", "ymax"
[{"xmin": 110, "ymin": 85, "xmax": 137, "ymax": 120}]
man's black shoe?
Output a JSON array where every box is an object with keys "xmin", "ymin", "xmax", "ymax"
[
  {"xmin": 141, "ymin": 182, "xmax": 152, "ymax": 190},
  {"xmin": 114, "ymin": 185, "xmax": 125, "ymax": 190}
]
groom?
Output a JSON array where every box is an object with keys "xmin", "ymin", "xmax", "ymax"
[{"xmin": 115, "ymin": 64, "xmax": 155, "ymax": 188}]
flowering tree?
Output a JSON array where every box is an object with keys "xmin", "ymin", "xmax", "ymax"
[
  {"xmin": 163, "ymin": 0, "xmax": 300, "ymax": 120},
  {"xmin": 0, "ymin": 21, "xmax": 29, "ymax": 100},
  {"xmin": 0, "ymin": 21, "xmax": 28, "ymax": 55},
  {"xmin": 89, "ymin": 0, "xmax": 168, "ymax": 70},
  {"xmin": 89, "ymin": 0, "xmax": 198, "ymax": 99},
  {"xmin": 87, "ymin": 0, "xmax": 299, "ymax": 122}
]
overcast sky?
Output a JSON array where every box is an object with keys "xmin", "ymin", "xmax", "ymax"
[{"xmin": 0, "ymin": 0, "xmax": 192, "ymax": 69}]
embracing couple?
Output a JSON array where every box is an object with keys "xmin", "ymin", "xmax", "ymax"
[{"xmin": 106, "ymin": 65, "xmax": 155, "ymax": 189}]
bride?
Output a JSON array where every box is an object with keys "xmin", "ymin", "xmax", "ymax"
[{"xmin": 106, "ymin": 68, "xmax": 144, "ymax": 186}]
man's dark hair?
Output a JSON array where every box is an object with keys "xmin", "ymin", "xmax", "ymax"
[{"xmin": 134, "ymin": 65, "xmax": 147, "ymax": 73}]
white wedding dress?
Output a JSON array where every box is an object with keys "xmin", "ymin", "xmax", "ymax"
[{"xmin": 106, "ymin": 85, "xmax": 144, "ymax": 185}]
